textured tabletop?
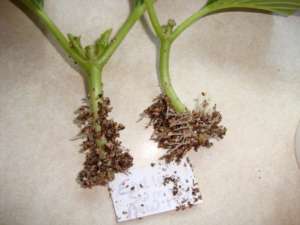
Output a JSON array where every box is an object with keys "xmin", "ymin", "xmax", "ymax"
[{"xmin": 1, "ymin": 1, "xmax": 300, "ymax": 225}]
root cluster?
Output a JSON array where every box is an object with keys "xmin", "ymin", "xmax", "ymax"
[
  {"xmin": 75, "ymin": 97, "xmax": 133, "ymax": 188},
  {"xmin": 143, "ymin": 95, "xmax": 227, "ymax": 162}
]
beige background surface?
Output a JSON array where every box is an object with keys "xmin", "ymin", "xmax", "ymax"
[{"xmin": 1, "ymin": 1, "xmax": 300, "ymax": 225}]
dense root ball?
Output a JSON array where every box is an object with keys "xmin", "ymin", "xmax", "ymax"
[
  {"xmin": 143, "ymin": 95, "xmax": 227, "ymax": 163},
  {"xmin": 75, "ymin": 97, "xmax": 133, "ymax": 188}
]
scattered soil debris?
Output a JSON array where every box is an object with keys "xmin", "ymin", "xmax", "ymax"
[
  {"xmin": 163, "ymin": 176, "xmax": 180, "ymax": 196},
  {"xmin": 130, "ymin": 186, "xmax": 135, "ymax": 191},
  {"xmin": 175, "ymin": 177, "xmax": 202, "ymax": 211},
  {"xmin": 192, "ymin": 187, "xmax": 200, "ymax": 196},
  {"xmin": 143, "ymin": 95, "xmax": 226, "ymax": 163},
  {"xmin": 139, "ymin": 184, "xmax": 143, "ymax": 188},
  {"xmin": 186, "ymin": 157, "xmax": 193, "ymax": 169},
  {"xmin": 150, "ymin": 162, "xmax": 156, "ymax": 167},
  {"xmin": 76, "ymin": 96, "xmax": 133, "ymax": 188}
]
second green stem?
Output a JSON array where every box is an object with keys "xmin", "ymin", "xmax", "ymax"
[{"xmin": 160, "ymin": 40, "xmax": 187, "ymax": 113}]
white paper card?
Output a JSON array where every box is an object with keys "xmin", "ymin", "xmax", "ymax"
[{"xmin": 109, "ymin": 158, "xmax": 202, "ymax": 222}]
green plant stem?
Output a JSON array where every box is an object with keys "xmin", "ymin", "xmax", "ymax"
[
  {"xmin": 21, "ymin": 0, "xmax": 147, "ymax": 70},
  {"xmin": 21, "ymin": 0, "xmax": 89, "ymax": 70},
  {"xmin": 87, "ymin": 66, "xmax": 103, "ymax": 121},
  {"xmin": 170, "ymin": 0, "xmax": 300, "ymax": 42},
  {"xmin": 160, "ymin": 41, "xmax": 187, "ymax": 113},
  {"xmin": 87, "ymin": 66, "xmax": 106, "ymax": 149},
  {"xmin": 144, "ymin": 0, "xmax": 164, "ymax": 39},
  {"xmin": 97, "ymin": 4, "xmax": 146, "ymax": 66},
  {"xmin": 145, "ymin": 2, "xmax": 222, "ymax": 113},
  {"xmin": 170, "ymin": 7, "xmax": 212, "ymax": 42},
  {"xmin": 145, "ymin": 0, "xmax": 188, "ymax": 112},
  {"xmin": 147, "ymin": 0, "xmax": 299, "ymax": 113},
  {"xmin": 20, "ymin": 0, "xmax": 145, "ymax": 118},
  {"xmin": 20, "ymin": 0, "xmax": 147, "ymax": 150}
]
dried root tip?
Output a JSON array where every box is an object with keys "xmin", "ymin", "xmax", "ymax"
[
  {"xmin": 75, "ymin": 96, "xmax": 133, "ymax": 188},
  {"xmin": 143, "ymin": 95, "xmax": 227, "ymax": 163}
]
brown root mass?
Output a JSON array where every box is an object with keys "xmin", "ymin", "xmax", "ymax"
[
  {"xmin": 143, "ymin": 95, "xmax": 227, "ymax": 163},
  {"xmin": 75, "ymin": 97, "xmax": 133, "ymax": 188}
]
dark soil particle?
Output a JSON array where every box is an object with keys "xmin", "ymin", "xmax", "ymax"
[
  {"xmin": 186, "ymin": 157, "xmax": 193, "ymax": 169},
  {"xmin": 143, "ymin": 95, "xmax": 227, "ymax": 163},
  {"xmin": 163, "ymin": 176, "xmax": 180, "ymax": 196},
  {"xmin": 175, "ymin": 177, "xmax": 202, "ymax": 211},
  {"xmin": 75, "ymin": 96, "xmax": 133, "ymax": 188}
]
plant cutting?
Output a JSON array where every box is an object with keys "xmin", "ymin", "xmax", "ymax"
[
  {"xmin": 143, "ymin": 0, "xmax": 300, "ymax": 162},
  {"xmin": 15, "ymin": 0, "xmax": 146, "ymax": 188}
]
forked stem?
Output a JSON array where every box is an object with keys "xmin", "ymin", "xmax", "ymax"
[
  {"xmin": 145, "ymin": 0, "xmax": 300, "ymax": 113},
  {"xmin": 19, "ymin": 0, "xmax": 147, "ymax": 152},
  {"xmin": 145, "ymin": 0, "xmax": 189, "ymax": 113}
]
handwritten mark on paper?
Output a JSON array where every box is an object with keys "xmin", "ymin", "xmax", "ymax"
[{"xmin": 109, "ymin": 158, "xmax": 202, "ymax": 222}]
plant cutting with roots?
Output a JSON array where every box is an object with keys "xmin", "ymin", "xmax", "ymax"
[
  {"xmin": 143, "ymin": 0, "xmax": 300, "ymax": 162},
  {"xmin": 12, "ymin": 0, "xmax": 300, "ymax": 188},
  {"xmin": 16, "ymin": 0, "xmax": 146, "ymax": 188}
]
